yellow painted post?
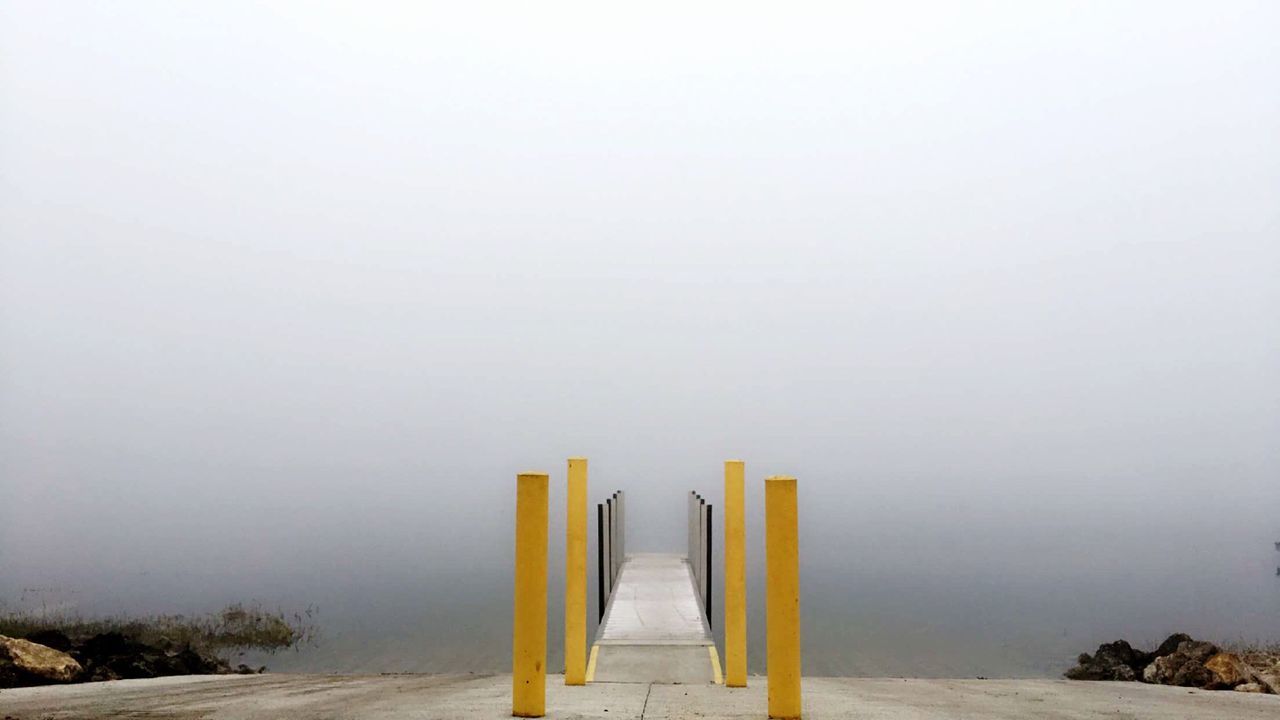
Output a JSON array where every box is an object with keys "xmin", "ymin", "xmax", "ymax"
[
  {"xmin": 564, "ymin": 458, "xmax": 588, "ymax": 685},
  {"xmin": 765, "ymin": 476, "xmax": 801, "ymax": 719},
  {"xmin": 724, "ymin": 460, "xmax": 748, "ymax": 687},
  {"xmin": 513, "ymin": 472, "xmax": 549, "ymax": 717}
]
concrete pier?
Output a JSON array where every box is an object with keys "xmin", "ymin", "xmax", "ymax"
[{"xmin": 3, "ymin": 673, "xmax": 1276, "ymax": 719}]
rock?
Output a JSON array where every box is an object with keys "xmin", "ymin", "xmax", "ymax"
[
  {"xmin": 1172, "ymin": 660, "xmax": 1216, "ymax": 688},
  {"xmin": 88, "ymin": 665, "xmax": 121, "ymax": 683},
  {"xmin": 22, "ymin": 629, "xmax": 73, "ymax": 653},
  {"xmin": 1143, "ymin": 640, "xmax": 1222, "ymax": 687},
  {"xmin": 171, "ymin": 647, "xmax": 229, "ymax": 675},
  {"xmin": 0, "ymin": 624, "xmax": 252, "ymax": 688},
  {"xmin": 78, "ymin": 631, "xmax": 149, "ymax": 661},
  {"xmin": 0, "ymin": 635, "xmax": 83, "ymax": 687},
  {"xmin": 74, "ymin": 631, "xmax": 237, "ymax": 681},
  {"xmin": 1178, "ymin": 640, "xmax": 1221, "ymax": 663},
  {"xmin": 1204, "ymin": 653, "xmax": 1255, "ymax": 689},
  {"xmin": 1235, "ymin": 682, "xmax": 1266, "ymax": 693},
  {"xmin": 1153, "ymin": 633, "xmax": 1194, "ymax": 658},
  {"xmin": 1070, "ymin": 633, "xmax": 1276, "ymax": 692},
  {"xmin": 1064, "ymin": 640, "xmax": 1145, "ymax": 681}
]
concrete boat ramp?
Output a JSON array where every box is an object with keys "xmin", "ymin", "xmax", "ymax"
[{"xmin": 3, "ymin": 673, "xmax": 1277, "ymax": 719}]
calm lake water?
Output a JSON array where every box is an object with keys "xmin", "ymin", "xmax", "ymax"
[{"xmin": 6, "ymin": 481, "xmax": 1277, "ymax": 678}]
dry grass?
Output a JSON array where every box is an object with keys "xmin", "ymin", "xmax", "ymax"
[
  {"xmin": 1220, "ymin": 640, "xmax": 1280, "ymax": 655},
  {"xmin": 1219, "ymin": 640, "xmax": 1280, "ymax": 677},
  {"xmin": 0, "ymin": 602, "xmax": 318, "ymax": 658}
]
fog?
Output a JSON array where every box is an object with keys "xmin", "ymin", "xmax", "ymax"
[{"xmin": 2, "ymin": 2, "xmax": 1277, "ymax": 676}]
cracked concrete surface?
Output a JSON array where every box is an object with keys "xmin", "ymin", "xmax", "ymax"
[{"xmin": 2, "ymin": 674, "xmax": 1277, "ymax": 719}]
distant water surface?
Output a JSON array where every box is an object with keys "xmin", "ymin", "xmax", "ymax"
[{"xmin": 6, "ymin": 486, "xmax": 1276, "ymax": 678}]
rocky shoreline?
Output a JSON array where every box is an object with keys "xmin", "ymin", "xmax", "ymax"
[
  {"xmin": 0, "ymin": 631, "xmax": 260, "ymax": 689},
  {"xmin": 1066, "ymin": 633, "xmax": 1280, "ymax": 694},
  {"xmin": 8, "ymin": 625, "xmax": 1278, "ymax": 694}
]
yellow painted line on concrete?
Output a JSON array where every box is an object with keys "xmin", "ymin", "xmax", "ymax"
[
  {"xmin": 585, "ymin": 644, "xmax": 599, "ymax": 683},
  {"xmin": 709, "ymin": 646, "xmax": 724, "ymax": 685}
]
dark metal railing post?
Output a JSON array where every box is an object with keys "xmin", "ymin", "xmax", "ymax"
[
  {"xmin": 616, "ymin": 490, "xmax": 625, "ymax": 567},
  {"xmin": 602, "ymin": 498, "xmax": 613, "ymax": 612},
  {"xmin": 597, "ymin": 502, "xmax": 606, "ymax": 621},
  {"xmin": 692, "ymin": 493, "xmax": 700, "ymax": 594},
  {"xmin": 609, "ymin": 492, "xmax": 618, "ymax": 584},
  {"xmin": 705, "ymin": 502, "xmax": 713, "ymax": 629},
  {"xmin": 699, "ymin": 495, "xmax": 706, "ymax": 608},
  {"xmin": 688, "ymin": 491, "xmax": 697, "ymax": 568},
  {"xmin": 684, "ymin": 490, "xmax": 716, "ymax": 627},
  {"xmin": 608, "ymin": 496, "xmax": 616, "ymax": 585},
  {"xmin": 597, "ymin": 489, "xmax": 629, "ymax": 623}
]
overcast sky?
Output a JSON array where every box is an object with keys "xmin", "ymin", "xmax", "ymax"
[{"xmin": 1, "ymin": 1, "xmax": 1277, "ymax": 625}]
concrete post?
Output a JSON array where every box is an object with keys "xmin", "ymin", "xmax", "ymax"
[
  {"xmin": 724, "ymin": 460, "xmax": 747, "ymax": 687},
  {"xmin": 513, "ymin": 472, "xmax": 549, "ymax": 717},
  {"xmin": 564, "ymin": 458, "xmax": 587, "ymax": 685},
  {"xmin": 765, "ymin": 476, "xmax": 801, "ymax": 719}
]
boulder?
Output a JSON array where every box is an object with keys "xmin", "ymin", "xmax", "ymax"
[
  {"xmin": 0, "ymin": 635, "xmax": 83, "ymax": 687},
  {"xmin": 77, "ymin": 632, "xmax": 167, "ymax": 679},
  {"xmin": 71, "ymin": 632, "xmax": 234, "ymax": 681},
  {"xmin": 1171, "ymin": 660, "xmax": 1217, "ymax": 688},
  {"xmin": 1177, "ymin": 640, "xmax": 1221, "ymax": 664},
  {"xmin": 1142, "ymin": 640, "xmax": 1221, "ymax": 687},
  {"xmin": 23, "ymin": 629, "xmax": 73, "ymax": 652},
  {"xmin": 171, "ymin": 647, "xmax": 228, "ymax": 675},
  {"xmin": 1204, "ymin": 652, "xmax": 1255, "ymax": 689},
  {"xmin": 1152, "ymin": 633, "xmax": 1194, "ymax": 658},
  {"xmin": 1065, "ymin": 640, "xmax": 1146, "ymax": 681},
  {"xmin": 78, "ymin": 631, "xmax": 149, "ymax": 661}
]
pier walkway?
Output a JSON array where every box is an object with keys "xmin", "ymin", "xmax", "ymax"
[{"xmin": 588, "ymin": 553, "xmax": 719, "ymax": 684}]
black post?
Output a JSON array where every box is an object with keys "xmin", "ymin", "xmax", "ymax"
[
  {"xmin": 606, "ymin": 497, "xmax": 614, "ymax": 585},
  {"xmin": 614, "ymin": 486, "xmax": 624, "ymax": 584},
  {"xmin": 597, "ymin": 502, "xmax": 606, "ymax": 621},
  {"xmin": 695, "ymin": 494, "xmax": 704, "ymax": 595},
  {"xmin": 706, "ymin": 503, "xmax": 713, "ymax": 629}
]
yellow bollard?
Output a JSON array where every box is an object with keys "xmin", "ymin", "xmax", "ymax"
[
  {"xmin": 564, "ymin": 458, "xmax": 588, "ymax": 685},
  {"xmin": 765, "ymin": 476, "xmax": 801, "ymax": 719},
  {"xmin": 724, "ymin": 460, "xmax": 748, "ymax": 687},
  {"xmin": 513, "ymin": 472, "xmax": 549, "ymax": 717}
]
